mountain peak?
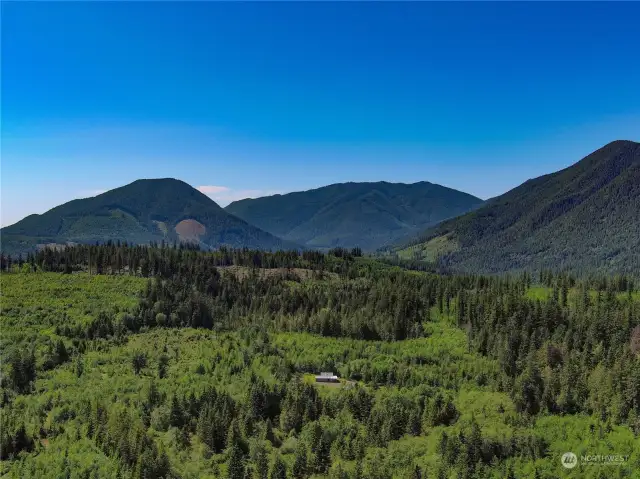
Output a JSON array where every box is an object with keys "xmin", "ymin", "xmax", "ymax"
[
  {"xmin": 1, "ymin": 178, "xmax": 298, "ymax": 255},
  {"xmin": 604, "ymin": 139, "xmax": 638, "ymax": 147},
  {"xmin": 130, "ymin": 177, "xmax": 187, "ymax": 184},
  {"xmin": 122, "ymin": 177, "xmax": 197, "ymax": 190},
  {"xmin": 402, "ymin": 140, "xmax": 640, "ymax": 274},
  {"xmin": 225, "ymin": 181, "xmax": 483, "ymax": 251}
]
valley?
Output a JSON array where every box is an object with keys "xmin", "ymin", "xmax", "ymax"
[{"xmin": 1, "ymin": 245, "xmax": 638, "ymax": 478}]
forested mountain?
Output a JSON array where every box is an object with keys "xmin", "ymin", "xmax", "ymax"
[
  {"xmin": 0, "ymin": 178, "xmax": 297, "ymax": 255},
  {"xmin": 396, "ymin": 140, "xmax": 640, "ymax": 275},
  {"xmin": 225, "ymin": 181, "xmax": 483, "ymax": 251}
]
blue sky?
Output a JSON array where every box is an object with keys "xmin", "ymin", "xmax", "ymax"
[{"xmin": 2, "ymin": 2, "xmax": 639, "ymax": 227}]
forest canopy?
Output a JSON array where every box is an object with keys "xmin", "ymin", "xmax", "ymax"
[{"xmin": 0, "ymin": 244, "xmax": 639, "ymax": 478}]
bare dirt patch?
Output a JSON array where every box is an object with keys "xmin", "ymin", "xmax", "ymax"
[{"xmin": 175, "ymin": 219, "xmax": 206, "ymax": 243}]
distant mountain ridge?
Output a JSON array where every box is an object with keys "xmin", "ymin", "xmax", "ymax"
[
  {"xmin": 225, "ymin": 181, "xmax": 484, "ymax": 251},
  {"xmin": 397, "ymin": 140, "xmax": 640, "ymax": 275},
  {"xmin": 0, "ymin": 178, "xmax": 298, "ymax": 256}
]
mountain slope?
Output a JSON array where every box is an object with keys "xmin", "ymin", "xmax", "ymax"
[
  {"xmin": 225, "ymin": 181, "xmax": 483, "ymax": 251},
  {"xmin": 1, "ymin": 178, "xmax": 297, "ymax": 255},
  {"xmin": 398, "ymin": 140, "xmax": 640, "ymax": 274}
]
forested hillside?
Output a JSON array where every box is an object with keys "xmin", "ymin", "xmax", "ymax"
[
  {"xmin": 1, "ymin": 245, "xmax": 638, "ymax": 478},
  {"xmin": 396, "ymin": 140, "xmax": 640, "ymax": 275},
  {"xmin": 0, "ymin": 179, "xmax": 296, "ymax": 256},
  {"xmin": 225, "ymin": 182, "xmax": 483, "ymax": 251}
]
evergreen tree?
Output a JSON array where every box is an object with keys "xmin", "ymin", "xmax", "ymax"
[
  {"xmin": 228, "ymin": 441, "xmax": 246, "ymax": 479},
  {"xmin": 158, "ymin": 353, "xmax": 169, "ymax": 378},
  {"xmin": 252, "ymin": 440, "xmax": 269, "ymax": 479},
  {"xmin": 292, "ymin": 440, "xmax": 308, "ymax": 478},
  {"xmin": 132, "ymin": 352, "xmax": 147, "ymax": 375},
  {"xmin": 269, "ymin": 454, "xmax": 287, "ymax": 479},
  {"xmin": 169, "ymin": 395, "xmax": 184, "ymax": 428}
]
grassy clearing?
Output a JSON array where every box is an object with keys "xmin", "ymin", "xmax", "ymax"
[{"xmin": 397, "ymin": 234, "xmax": 460, "ymax": 262}]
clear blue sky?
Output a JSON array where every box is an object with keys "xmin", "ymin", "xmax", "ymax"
[{"xmin": 2, "ymin": 2, "xmax": 639, "ymax": 226}]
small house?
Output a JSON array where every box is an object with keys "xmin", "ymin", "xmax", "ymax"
[{"xmin": 315, "ymin": 371, "xmax": 339, "ymax": 383}]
